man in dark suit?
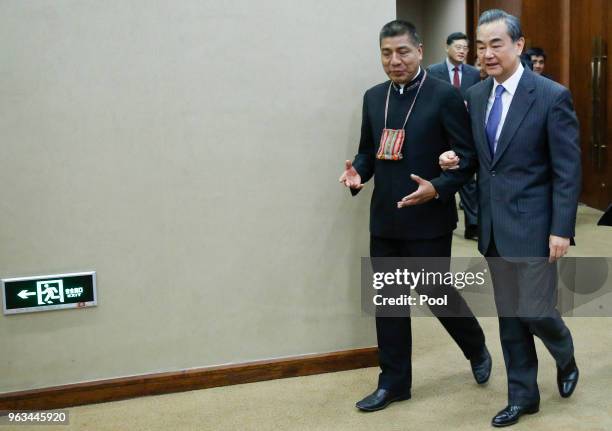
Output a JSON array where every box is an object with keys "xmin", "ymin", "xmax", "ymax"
[
  {"xmin": 427, "ymin": 32, "xmax": 482, "ymax": 97},
  {"xmin": 431, "ymin": 9, "xmax": 581, "ymax": 427},
  {"xmin": 339, "ymin": 20, "xmax": 491, "ymax": 413},
  {"xmin": 427, "ymin": 32, "xmax": 481, "ymax": 240}
]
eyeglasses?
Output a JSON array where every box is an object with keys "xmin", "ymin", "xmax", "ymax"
[{"xmin": 453, "ymin": 45, "xmax": 469, "ymax": 52}]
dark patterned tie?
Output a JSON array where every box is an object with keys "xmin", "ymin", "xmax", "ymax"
[{"xmin": 453, "ymin": 66, "xmax": 460, "ymax": 88}]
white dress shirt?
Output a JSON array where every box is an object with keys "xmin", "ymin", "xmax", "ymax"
[
  {"xmin": 485, "ymin": 63, "xmax": 524, "ymax": 152},
  {"xmin": 446, "ymin": 58, "xmax": 462, "ymax": 85}
]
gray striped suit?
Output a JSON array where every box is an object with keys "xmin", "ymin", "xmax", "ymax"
[
  {"xmin": 464, "ymin": 68, "xmax": 581, "ymax": 405},
  {"xmin": 466, "ymin": 68, "xmax": 581, "ymax": 258}
]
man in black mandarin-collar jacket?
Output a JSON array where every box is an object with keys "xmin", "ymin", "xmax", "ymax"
[
  {"xmin": 339, "ymin": 20, "xmax": 491, "ymax": 413},
  {"xmin": 350, "ymin": 69, "xmax": 476, "ymax": 240}
]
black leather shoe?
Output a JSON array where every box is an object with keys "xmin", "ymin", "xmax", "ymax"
[
  {"xmin": 470, "ymin": 346, "xmax": 492, "ymax": 384},
  {"xmin": 557, "ymin": 357, "xmax": 579, "ymax": 398},
  {"xmin": 464, "ymin": 225, "xmax": 479, "ymax": 240},
  {"xmin": 491, "ymin": 403, "xmax": 540, "ymax": 427},
  {"xmin": 355, "ymin": 388, "xmax": 411, "ymax": 412}
]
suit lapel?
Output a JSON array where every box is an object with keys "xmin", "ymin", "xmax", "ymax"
[
  {"xmin": 439, "ymin": 61, "xmax": 451, "ymax": 83},
  {"xmin": 474, "ymin": 78, "xmax": 493, "ymax": 165},
  {"xmin": 460, "ymin": 68, "xmax": 473, "ymax": 93},
  {"xmin": 461, "ymin": 73, "xmax": 469, "ymax": 92},
  {"xmin": 491, "ymin": 70, "xmax": 536, "ymax": 167}
]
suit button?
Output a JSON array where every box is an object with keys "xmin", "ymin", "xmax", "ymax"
[{"xmin": 491, "ymin": 170, "xmax": 496, "ymax": 176}]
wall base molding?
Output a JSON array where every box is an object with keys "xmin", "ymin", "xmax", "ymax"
[{"xmin": 0, "ymin": 347, "xmax": 378, "ymax": 411}]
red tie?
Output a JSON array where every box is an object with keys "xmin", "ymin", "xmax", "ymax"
[{"xmin": 453, "ymin": 66, "xmax": 460, "ymax": 88}]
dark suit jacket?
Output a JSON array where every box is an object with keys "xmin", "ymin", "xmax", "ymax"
[
  {"xmin": 461, "ymin": 69, "xmax": 581, "ymax": 257},
  {"xmin": 351, "ymin": 71, "xmax": 477, "ymax": 240},
  {"xmin": 427, "ymin": 60, "xmax": 481, "ymax": 98}
]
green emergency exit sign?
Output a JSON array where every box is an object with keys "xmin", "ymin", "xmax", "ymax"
[{"xmin": 2, "ymin": 272, "xmax": 97, "ymax": 315}]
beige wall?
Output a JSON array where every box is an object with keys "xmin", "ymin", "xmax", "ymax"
[
  {"xmin": 396, "ymin": 0, "xmax": 424, "ymax": 38},
  {"xmin": 0, "ymin": 0, "xmax": 395, "ymax": 393},
  {"xmin": 397, "ymin": 0, "xmax": 467, "ymax": 69}
]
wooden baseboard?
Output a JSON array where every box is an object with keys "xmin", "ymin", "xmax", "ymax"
[{"xmin": 0, "ymin": 347, "xmax": 378, "ymax": 411}]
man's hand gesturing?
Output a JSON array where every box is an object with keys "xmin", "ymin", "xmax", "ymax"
[
  {"xmin": 339, "ymin": 160, "xmax": 364, "ymax": 190},
  {"xmin": 397, "ymin": 174, "xmax": 437, "ymax": 208}
]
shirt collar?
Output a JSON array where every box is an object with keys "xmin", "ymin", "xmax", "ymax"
[
  {"xmin": 446, "ymin": 58, "xmax": 461, "ymax": 73},
  {"xmin": 410, "ymin": 66, "xmax": 423, "ymax": 85},
  {"xmin": 493, "ymin": 62, "xmax": 524, "ymax": 97}
]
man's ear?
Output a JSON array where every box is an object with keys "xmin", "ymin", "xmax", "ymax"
[{"xmin": 516, "ymin": 37, "xmax": 525, "ymax": 55}]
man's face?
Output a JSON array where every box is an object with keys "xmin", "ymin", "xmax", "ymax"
[
  {"xmin": 530, "ymin": 55, "xmax": 545, "ymax": 74},
  {"xmin": 380, "ymin": 34, "xmax": 423, "ymax": 85},
  {"xmin": 447, "ymin": 38, "xmax": 469, "ymax": 64},
  {"xmin": 476, "ymin": 20, "xmax": 524, "ymax": 83}
]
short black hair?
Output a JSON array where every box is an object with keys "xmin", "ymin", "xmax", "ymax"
[
  {"xmin": 526, "ymin": 47, "xmax": 546, "ymax": 59},
  {"xmin": 478, "ymin": 9, "xmax": 523, "ymax": 42},
  {"xmin": 520, "ymin": 53, "xmax": 533, "ymax": 70},
  {"xmin": 379, "ymin": 20, "xmax": 421, "ymax": 46},
  {"xmin": 447, "ymin": 32, "xmax": 469, "ymax": 46}
]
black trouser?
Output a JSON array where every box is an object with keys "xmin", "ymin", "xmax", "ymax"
[
  {"xmin": 371, "ymin": 233, "xmax": 486, "ymax": 394},
  {"xmin": 485, "ymin": 236, "xmax": 574, "ymax": 405},
  {"xmin": 459, "ymin": 177, "xmax": 478, "ymax": 228}
]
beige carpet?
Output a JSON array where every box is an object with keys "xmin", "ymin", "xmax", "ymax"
[{"xmin": 14, "ymin": 205, "xmax": 612, "ymax": 431}]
